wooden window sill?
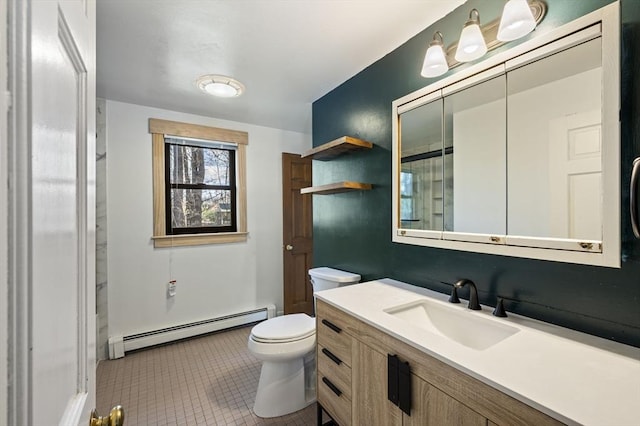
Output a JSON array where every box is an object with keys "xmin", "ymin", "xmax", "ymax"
[{"xmin": 152, "ymin": 232, "xmax": 248, "ymax": 248}]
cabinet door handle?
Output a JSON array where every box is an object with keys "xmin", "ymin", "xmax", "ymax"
[
  {"xmin": 387, "ymin": 354, "xmax": 399, "ymax": 406},
  {"xmin": 321, "ymin": 348, "xmax": 342, "ymax": 365},
  {"xmin": 322, "ymin": 377, "xmax": 342, "ymax": 397},
  {"xmin": 631, "ymin": 157, "xmax": 640, "ymax": 238},
  {"xmin": 398, "ymin": 360, "xmax": 412, "ymax": 416},
  {"xmin": 321, "ymin": 319, "xmax": 342, "ymax": 334}
]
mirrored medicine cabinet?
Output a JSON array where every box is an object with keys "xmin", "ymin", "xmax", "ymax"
[{"xmin": 392, "ymin": 3, "xmax": 620, "ymax": 267}]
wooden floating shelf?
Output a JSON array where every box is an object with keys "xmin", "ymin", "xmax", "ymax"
[
  {"xmin": 302, "ymin": 136, "xmax": 372, "ymax": 161},
  {"xmin": 301, "ymin": 181, "xmax": 372, "ymax": 195}
]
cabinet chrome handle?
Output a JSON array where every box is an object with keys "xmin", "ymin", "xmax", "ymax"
[
  {"xmin": 321, "ymin": 319, "xmax": 342, "ymax": 333},
  {"xmin": 631, "ymin": 158, "xmax": 640, "ymax": 238},
  {"xmin": 322, "ymin": 377, "xmax": 342, "ymax": 397},
  {"xmin": 322, "ymin": 347, "xmax": 342, "ymax": 365}
]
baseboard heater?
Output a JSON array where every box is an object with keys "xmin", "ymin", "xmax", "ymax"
[{"xmin": 108, "ymin": 304, "xmax": 276, "ymax": 359}]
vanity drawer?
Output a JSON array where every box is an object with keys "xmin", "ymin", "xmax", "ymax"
[
  {"xmin": 318, "ymin": 343, "xmax": 351, "ymax": 400},
  {"xmin": 317, "ymin": 326, "xmax": 352, "ymax": 369},
  {"xmin": 318, "ymin": 370, "xmax": 351, "ymax": 426},
  {"xmin": 317, "ymin": 300, "xmax": 354, "ymax": 367}
]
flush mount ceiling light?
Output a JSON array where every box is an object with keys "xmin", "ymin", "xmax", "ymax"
[
  {"xmin": 421, "ymin": 31, "xmax": 449, "ymax": 78},
  {"xmin": 455, "ymin": 9, "xmax": 487, "ymax": 63},
  {"xmin": 197, "ymin": 74, "xmax": 245, "ymax": 98},
  {"xmin": 497, "ymin": 0, "xmax": 537, "ymax": 42}
]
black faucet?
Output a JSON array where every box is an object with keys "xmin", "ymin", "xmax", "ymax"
[
  {"xmin": 452, "ymin": 279, "xmax": 481, "ymax": 310},
  {"xmin": 493, "ymin": 297, "xmax": 507, "ymax": 317}
]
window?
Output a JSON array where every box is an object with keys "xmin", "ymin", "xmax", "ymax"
[
  {"xmin": 165, "ymin": 139, "xmax": 236, "ymax": 234},
  {"xmin": 150, "ymin": 118, "xmax": 248, "ymax": 247}
]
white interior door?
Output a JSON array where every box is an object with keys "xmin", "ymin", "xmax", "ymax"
[
  {"xmin": 8, "ymin": 0, "xmax": 97, "ymax": 424},
  {"xmin": 549, "ymin": 110, "xmax": 602, "ymax": 240}
]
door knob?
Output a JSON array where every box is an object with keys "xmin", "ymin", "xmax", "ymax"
[
  {"xmin": 285, "ymin": 244, "xmax": 293, "ymax": 251},
  {"xmin": 90, "ymin": 405, "xmax": 125, "ymax": 426}
]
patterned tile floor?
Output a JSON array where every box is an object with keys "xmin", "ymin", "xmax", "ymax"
[{"xmin": 97, "ymin": 325, "xmax": 317, "ymax": 425}]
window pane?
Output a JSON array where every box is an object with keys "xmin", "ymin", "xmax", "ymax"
[
  {"xmin": 400, "ymin": 157, "xmax": 443, "ymax": 230},
  {"xmin": 170, "ymin": 189, "xmax": 232, "ymax": 228},
  {"xmin": 169, "ymin": 144, "xmax": 231, "ymax": 185}
]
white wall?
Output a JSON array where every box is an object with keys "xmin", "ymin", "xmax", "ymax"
[{"xmin": 106, "ymin": 100, "xmax": 311, "ymax": 339}]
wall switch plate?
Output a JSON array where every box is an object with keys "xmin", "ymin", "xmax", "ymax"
[{"xmin": 168, "ymin": 280, "xmax": 176, "ymax": 297}]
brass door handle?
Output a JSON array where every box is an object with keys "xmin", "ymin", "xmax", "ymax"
[
  {"xmin": 285, "ymin": 244, "xmax": 293, "ymax": 251},
  {"xmin": 90, "ymin": 405, "xmax": 125, "ymax": 426}
]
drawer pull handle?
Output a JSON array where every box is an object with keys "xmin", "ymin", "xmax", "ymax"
[
  {"xmin": 321, "ymin": 319, "xmax": 342, "ymax": 334},
  {"xmin": 322, "ymin": 348, "xmax": 342, "ymax": 365},
  {"xmin": 322, "ymin": 377, "xmax": 342, "ymax": 397}
]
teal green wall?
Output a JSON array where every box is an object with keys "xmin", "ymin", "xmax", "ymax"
[{"xmin": 312, "ymin": 0, "xmax": 640, "ymax": 347}]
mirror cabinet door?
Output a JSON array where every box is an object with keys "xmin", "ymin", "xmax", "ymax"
[
  {"xmin": 393, "ymin": 4, "xmax": 619, "ymax": 266},
  {"xmin": 399, "ymin": 99, "xmax": 444, "ymax": 231},
  {"xmin": 506, "ymin": 38, "xmax": 603, "ymax": 241},
  {"xmin": 443, "ymin": 75, "xmax": 507, "ymax": 235}
]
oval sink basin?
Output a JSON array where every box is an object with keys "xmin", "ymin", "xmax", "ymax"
[{"xmin": 384, "ymin": 299, "xmax": 519, "ymax": 351}]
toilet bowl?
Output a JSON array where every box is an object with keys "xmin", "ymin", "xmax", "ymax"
[{"xmin": 248, "ymin": 267, "xmax": 360, "ymax": 418}]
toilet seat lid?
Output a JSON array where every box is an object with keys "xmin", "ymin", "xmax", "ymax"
[{"xmin": 251, "ymin": 314, "xmax": 315, "ymax": 343}]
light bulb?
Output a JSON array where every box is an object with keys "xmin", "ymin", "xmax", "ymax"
[
  {"xmin": 455, "ymin": 9, "xmax": 487, "ymax": 63},
  {"xmin": 421, "ymin": 32, "xmax": 449, "ymax": 78},
  {"xmin": 204, "ymin": 82, "xmax": 238, "ymax": 98},
  {"xmin": 497, "ymin": 0, "xmax": 536, "ymax": 42}
]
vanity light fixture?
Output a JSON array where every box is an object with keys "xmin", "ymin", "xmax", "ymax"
[
  {"xmin": 197, "ymin": 74, "xmax": 245, "ymax": 98},
  {"xmin": 421, "ymin": 31, "xmax": 449, "ymax": 78},
  {"xmin": 420, "ymin": 0, "xmax": 546, "ymax": 78},
  {"xmin": 497, "ymin": 0, "xmax": 537, "ymax": 42},
  {"xmin": 455, "ymin": 9, "xmax": 487, "ymax": 63}
]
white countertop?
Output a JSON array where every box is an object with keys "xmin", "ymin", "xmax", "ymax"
[{"xmin": 315, "ymin": 279, "xmax": 640, "ymax": 426}]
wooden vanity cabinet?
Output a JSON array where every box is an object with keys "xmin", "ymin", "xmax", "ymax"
[
  {"xmin": 316, "ymin": 299, "xmax": 563, "ymax": 426},
  {"xmin": 353, "ymin": 335, "xmax": 486, "ymax": 426},
  {"xmin": 352, "ymin": 341, "xmax": 401, "ymax": 426},
  {"xmin": 404, "ymin": 373, "xmax": 487, "ymax": 426},
  {"xmin": 316, "ymin": 299, "xmax": 357, "ymax": 426}
]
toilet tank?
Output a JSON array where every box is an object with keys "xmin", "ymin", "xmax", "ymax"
[{"xmin": 308, "ymin": 267, "xmax": 361, "ymax": 292}]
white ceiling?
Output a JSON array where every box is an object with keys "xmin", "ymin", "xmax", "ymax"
[{"xmin": 97, "ymin": 0, "xmax": 466, "ymax": 133}]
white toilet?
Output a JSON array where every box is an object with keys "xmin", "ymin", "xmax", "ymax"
[{"xmin": 248, "ymin": 267, "xmax": 361, "ymax": 418}]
